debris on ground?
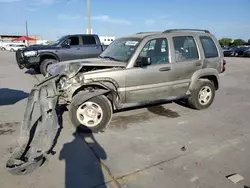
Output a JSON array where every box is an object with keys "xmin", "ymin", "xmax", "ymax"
[
  {"xmin": 180, "ymin": 146, "xmax": 186, "ymax": 151},
  {"xmin": 226, "ymin": 173, "xmax": 244, "ymax": 184},
  {"xmin": 194, "ymin": 162, "xmax": 201, "ymax": 166}
]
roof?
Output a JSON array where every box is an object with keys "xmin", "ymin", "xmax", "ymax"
[
  {"xmin": 121, "ymin": 32, "xmax": 161, "ymax": 39},
  {"xmin": 120, "ymin": 29, "xmax": 212, "ymax": 39}
]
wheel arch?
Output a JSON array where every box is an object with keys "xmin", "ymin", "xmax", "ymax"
[
  {"xmin": 39, "ymin": 52, "xmax": 59, "ymax": 63},
  {"xmin": 187, "ymin": 68, "xmax": 220, "ymax": 95},
  {"xmin": 71, "ymin": 81, "xmax": 121, "ymax": 110}
]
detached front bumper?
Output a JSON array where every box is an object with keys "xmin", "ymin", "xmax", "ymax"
[
  {"xmin": 6, "ymin": 75, "xmax": 61, "ymax": 175},
  {"xmin": 15, "ymin": 50, "xmax": 40, "ymax": 69}
]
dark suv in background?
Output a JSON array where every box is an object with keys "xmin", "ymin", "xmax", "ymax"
[{"xmin": 15, "ymin": 34, "xmax": 104, "ymax": 75}]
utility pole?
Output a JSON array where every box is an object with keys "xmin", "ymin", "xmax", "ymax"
[
  {"xmin": 86, "ymin": 0, "xmax": 91, "ymax": 34},
  {"xmin": 25, "ymin": 20, "xmax": 29, "ymax": 46}
]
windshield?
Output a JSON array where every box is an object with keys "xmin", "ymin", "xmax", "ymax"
[
  {"xmin": 48, "ymin": 35, "xmax": 67, "ymax": 46},
  {"xmin": 99, "ymin": 37, "xmax": 141, "ymax": 62}
]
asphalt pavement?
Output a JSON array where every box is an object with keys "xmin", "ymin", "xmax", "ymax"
[{"xmin": 0, "ymin": 51, "xmax": 250, "ymax": 188}]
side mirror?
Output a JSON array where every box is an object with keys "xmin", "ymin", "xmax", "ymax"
[{"xmin": 136, "ymin": 56, "xmax": 151, "ymax": 67}]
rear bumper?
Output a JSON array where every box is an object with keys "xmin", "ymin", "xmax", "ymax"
[{"xmin": 15, "ymin": 50, "xmax": 40, "ymax": 69}]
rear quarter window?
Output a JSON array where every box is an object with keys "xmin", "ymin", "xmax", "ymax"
[{"xmin": 200, "ymin": 36, "xmax": 219, "ymax": 58}]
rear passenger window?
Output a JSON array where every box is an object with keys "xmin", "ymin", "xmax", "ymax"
[
  {"xmin": 173, "ymin": 36, "xmax": 199, "ymax": 62},
  {"xmin": 200, "ymin": 36, "xmax": 219, "ymax": 58},
  {"xmin": 82, "ymin": 36, "xmax": 97, "ymax": 45}
]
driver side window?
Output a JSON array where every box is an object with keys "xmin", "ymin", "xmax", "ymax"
[
  {"xmin": 67, "ymin": 36, "xmax": 80, "ymax": 46},
  {"xmin": 138, "ymin": 38, "xmax": 169, "ymax": 65}
]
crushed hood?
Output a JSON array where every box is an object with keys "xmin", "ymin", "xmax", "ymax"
[
  {"xmin": 47, "ymin": 58, "xmax": 127, "ymax": 78},
  {"xmin": 58, "ymin": 58, "xmax": 127, "ymax": 67}
]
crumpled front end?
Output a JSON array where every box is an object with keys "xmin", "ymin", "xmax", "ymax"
[{"xmin": 6, "ymin": 75, "xmax": 61, "ymax": 175}]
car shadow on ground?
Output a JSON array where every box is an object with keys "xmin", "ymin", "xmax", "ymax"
[
  {"xmin": 0, "ymin": 88, "xmax": 29, "ymax": 106},
  {"xmin": 25, "ymin": 69, "xmax": 40, "ymax": 75}
]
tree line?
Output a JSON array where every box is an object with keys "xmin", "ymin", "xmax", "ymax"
[{"xmin": 219, "ymin": 38, "xmax": 250, "ymax": 47}]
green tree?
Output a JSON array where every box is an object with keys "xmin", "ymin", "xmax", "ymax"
[
  {"xmin": 219, "ymin": 38, "xmax": 233, "ymax": 46},
  {"xmin": 248, "ymin": 39, "xmax": 250, "ymax": 44},
  {"xmin": 232, "ymin": 39, "xmax": 246, "ymax": 46}
]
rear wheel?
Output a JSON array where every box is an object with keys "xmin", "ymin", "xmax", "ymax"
[
  {"xmin": 40, "ymin": 59, "xmax": 57, "ymax": 76},
  {"xmin": 187, "ymin": 79, "xmax": 215, "ymax": 110},
  {"xmin": 1, "ymin": 47, "xmax": 6, "ymax": 51},
  {"xmin": 10, "ymin": 48, "xmax": 14, "ymax": 52},
  {"xmin": 69, "ymin": 94, "xmax": 112, "ymax": 133}
]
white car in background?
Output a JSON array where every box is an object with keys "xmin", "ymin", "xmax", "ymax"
[{"xmin": 6, "ymin": 44, "xmax": 26, "ymax": 52}]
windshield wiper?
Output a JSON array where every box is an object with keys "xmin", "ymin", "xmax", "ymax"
[{"xmin": 101, "ymin": 56, "xmax": 122, "ymax": 62}]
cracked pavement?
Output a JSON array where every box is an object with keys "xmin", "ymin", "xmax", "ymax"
[{"xmin": 0, "ymin": 51, "xmax": 250, "ymax": 188}]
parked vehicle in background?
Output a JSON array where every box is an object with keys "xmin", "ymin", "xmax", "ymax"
[
  {"xmin": 0, "ymin": 41, "xmax": 25, "ymax": 51},
  {"xmin": 223, "ymin": 46, "xmax": 250, "ymax": 57},
  {"xmin": 99, "ymin": 36, "xmax": 115, "ymax": 45},
  {"xmin": 243, "ymin": 49, "xmax": 250, "ymax": 57},
  {"xmin": 6, "ymin": 44, "xmax": 26, "ymax": 52},
  {"xmin": 46, "ymin": 29, "xmax": 226, "ymax": 133},
  {"xmin": 15, "ymin": 34, "xmax": 104, "ymax": 75}
]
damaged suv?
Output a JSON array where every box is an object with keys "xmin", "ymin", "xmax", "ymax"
[{"xmin": 46, "ymin": 29, "xmax": 226, "ymax": 133}]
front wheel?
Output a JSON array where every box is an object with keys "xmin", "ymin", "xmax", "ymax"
[
  {"xmin": 40, "ymin": 59, "xmax": 57, "ymax": 76},
  {"xmin": 69, "ymin": 94, "xmax": 112, "ymax": 133},
  {"xmin": 187, "ymin": 79, "xmax": 215, "ymax": 110}
]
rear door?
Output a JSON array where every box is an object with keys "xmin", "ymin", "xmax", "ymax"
[
  {"xmin": 79, "ymin": 35, "xmax": 103, "ymax": 58},
  {"xmin": 170, "ymin": 35, "xmax": 203, "ymax": 96}
]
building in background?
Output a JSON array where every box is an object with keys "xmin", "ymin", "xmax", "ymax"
[
  {"xmin": 99, "ymin": 36, "xmax": 115, "ymax": 45},
  {"xmin": 0, "ymin": 34, "xmax": 41, "ymax": 45}
]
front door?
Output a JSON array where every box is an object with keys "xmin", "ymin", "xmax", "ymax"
[
  {"xmin": 59, "ymin": 36, "xmax": 83, "ymax": 61},
  {"xmin": 125, "ymin": 38, "xmax": 176, "ymax": 103}
]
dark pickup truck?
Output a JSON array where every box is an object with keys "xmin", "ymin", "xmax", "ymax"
[{"xmin": 15, "ymin": 34, "xmax": 104, "ymax": 75}]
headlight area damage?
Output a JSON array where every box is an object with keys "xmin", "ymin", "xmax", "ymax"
[{"xmin": 6, "ymin": 74, "xmax": 61, "ymax": 175}]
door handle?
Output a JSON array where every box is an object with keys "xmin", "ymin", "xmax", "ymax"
[
  {"xmin": 159, "ymin": 67, "xmax": 171, "ymax": 71},
  {"xmin": 76, "ymin": 47, "xmax": 80, "ymax": 50}
]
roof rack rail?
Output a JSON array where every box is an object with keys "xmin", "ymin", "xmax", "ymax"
[
  {"xmin": 163, "ymin": 29, "xmax": 210, "ymax": 33},
  {"xmin": 136, "ymin": 31, "xmax": 159, "ymax": 34}
]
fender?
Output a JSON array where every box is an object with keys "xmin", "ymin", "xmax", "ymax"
[
  {"xmin": 39, "ymin": 52, "xmax": 60, "ymax": 61},
  {"xmin": 187, "ymin": 68, "xmax": 220, "ymax": 94},
  {"xmin": 71, "ymin": 89, "xmax": 110, "ymax": 107},
  {"xmin": 71, "ymin": 78, "xmax": 122, "ymax": 109}
]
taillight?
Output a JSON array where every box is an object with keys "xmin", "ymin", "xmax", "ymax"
[{"xmin": 222, "ymin": 59, "xmax": 226, "ymax": 73}]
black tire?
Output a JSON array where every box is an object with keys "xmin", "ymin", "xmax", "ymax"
[
  {"xmin": 33, "ymin": 66, "xmax": 41, "ymax": 73},
  {"xmin": 1, "ymin": 47, "xmax": 6, "ymax": 51},
  {"xmin": 10, "ymin": 48, "xmax": 14, "ymax": 52},
  {"xmin": 69, "ymin": 94, "xmax": 112, "ymax": 133},
  {"xmin": 187, "ymin": 79, "xmax": 215, "ymax": 110},
  {"xmin": 40, "ymin": 59, "xmax": 57, "ymax": 76}
]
